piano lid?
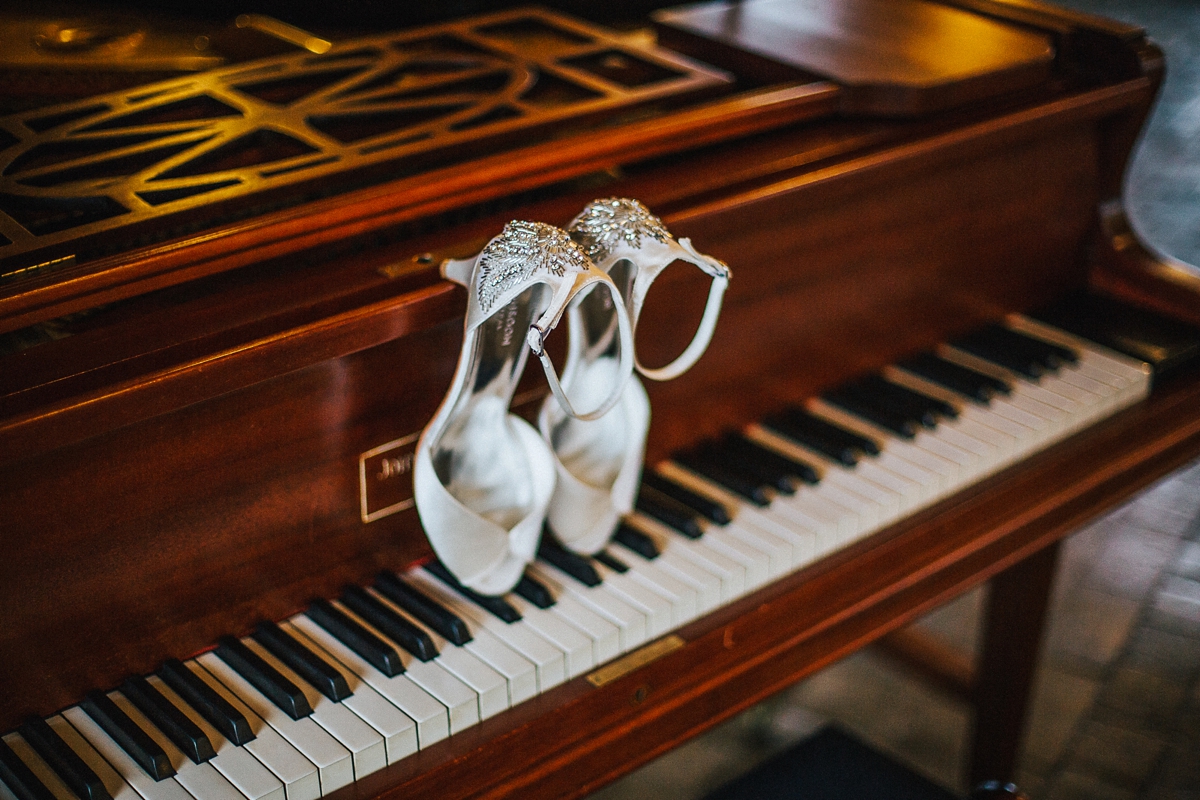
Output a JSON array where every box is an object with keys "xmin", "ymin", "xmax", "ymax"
[{"xmin": 655, "ymin": 0, "xmax": 1055, "ymax": 116}]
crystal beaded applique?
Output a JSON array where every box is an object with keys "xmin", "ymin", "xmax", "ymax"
[
  {"xmin": 476, "ymin": 221, "xmax": 588, "ymax": 313},
  {"xmin": 568, "ymin": 198, "xmax": 671, "ymax": 262}
]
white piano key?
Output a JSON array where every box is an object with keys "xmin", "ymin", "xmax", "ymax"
[
  {"xmin": 696, "ymin": 528, "xmax": 771, "ymax": 589},
  {"xmin": 872, "ymin": 450, "xmax": 938, "ymax": 500},
  {"xmin": 933, "ymin": 418, "xmax": 999, "ymax": 462},
  {"xmin": 945, "ymin": 410, "xmax": 1017, "ymax": 461},
  {"xmin": 61, "ymin": 708, "xmax": 194, "ymax": 800},
  {"xmin": 747, "ymin": 424, "xmax": 917, "ymax": 517},
  {"xmin": 988, "ymin": 393, "xmax": 1051, "ymax": 432},
  {"xmin": 461, "ymin": 628, "xmax": 539, "ymax": 705},
  {"xmin": 723, "ymin": 508, "xmax": 797, "ymax": 574},
  {"xmin": 541, "ymin": 592, "xmax": 622, "ymax": 663},
  {"xmin": 797, "ymin": 479, "xmax": 879, "ymax": 532},
  {"xmin": 853, "ymin": 456, "xmax": 926, "ymax": 509},
  {"xmin": 362, "ymin": 588, "xmax": 509, "ymax": 721},
  {"xmin": 606, "ymin": 554, "xmax": 699, "ymax": 626},
  {"xmin": 884, "ymin": 367, "xmax": 1030, "ymax": 449},
  {"xmin": 627, "ymin": 514, "xmax": 746, "ymax": 601},
  {"xmin": 323, "ymin": 601, "xmax": 479, "ymax": 736},
  {"xmin": 652, "ymin": 465, "xmax": 780, "ymax": 581},
  {"xmin": 287, "ymin": 615, "xmax": 448, "ymax": 749},
  {"xmin": 107, "ymin": 693, "xmax": 243, "ymax": 800},
  {"xmin": 195, "ymin": 653, "xmax": 353, "ymax": 795},
  {"xmin": 612, "ymin": 540, "xmax": 722, "ymax": 613},
  {"xmin": 772, "ymin": 484, "xmax": 851, "ymax": 545},
  {"xmin": 404, "ymin": 571, "xmax": 566, "ymax": 693},
  {"xmin": 505, "ymin": 595, "xmax": 595, "ymax": 677},
  {"xmin": 145, "ymin": 677, "xmax": 286, "ymax": 800},
  {"xmin": 912, "ymin": 430, "xmax": 977, "ymax": 473},
  {"xmin": 960, "ymin": 399, "xmax": 1037, "ymax": 442},
  {"xmin": 526, "ymin": 562, "xmax": 648, "ymax": 651},
  {"xmin": 2, "ymin": 733, "xmax": 75, "ymax": 800},
  {"xmin": 590, "ymin": 563, "xmax": 675, "ymax": 638},
  {"xmin": 45, "ymin": 716, "xmax": 139, "ymax": 800},
  {"xmin": 418, "ymin": 649, "xmax": 510, "ymax": 722},
  {"xmin": 276, "ymin": 623, "xmax": 419, "ymax": 764},
  {"xmin": 240, "ymin": 639, "xmax": 386, "ymax": 780},
  {"xmin": 1015, "ymin": 381, "xmax": 1079, "ymax": 415},
  {"xmin": 1039, "ymin": 373, "xmax": 1098, "ymax": 405},
  {"xmin": 1060, "ymin": 371, "xmax": 1124, "ymax": 422},
  {"xmin": 743, "ymin": 495, "xmax": 826, "ymax": 559},
  {"xmin": 179, "ymin": 663, "xmax": 319, "ymax": 800},
  {"xmin": 820, "ymin": 463, "xmax": 902, "ymax": 519},
  {"xmin": 941, "ymin": 348, "xmax": 1072, "ymax": 429},
  {"xmin": 1005, "ymin": 315, "xmax": 1152, "ymax": 386}
]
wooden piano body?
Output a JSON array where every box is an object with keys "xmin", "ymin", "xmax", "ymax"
[{"xmin": 2, "ymin": 0, "xmax": 1200, "ymax": 795}]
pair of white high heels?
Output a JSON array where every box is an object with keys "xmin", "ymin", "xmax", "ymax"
[{"xmin": 413, "ymin": 199, "xmax": 730, "ymax": 595}]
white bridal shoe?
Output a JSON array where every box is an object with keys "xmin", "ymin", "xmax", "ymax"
[
  {"xmin": 414, "ymin": 221, "xmax": 634, "ymax": 595},
  {"xmin": 539, "ymin": 198, "xmax": 731, "ymax": 555}
]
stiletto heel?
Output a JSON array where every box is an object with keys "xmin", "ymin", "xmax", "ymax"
[
  {"xmin": 539, "ymin": 198, "xmax": 731, "ymax": 554},
  {"xmin": 413, "ymin": 221, "xmax": 634, "ymax": 595}
]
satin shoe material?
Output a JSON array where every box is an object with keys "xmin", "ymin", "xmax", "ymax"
[{"xmin": 414, "ymin": 221, "xmax": 633, "ymax": 594}]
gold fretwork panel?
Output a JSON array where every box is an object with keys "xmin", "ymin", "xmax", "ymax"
[{"xmin": 0, "ymin": 8, "xmax": 730, "ymax": 278}]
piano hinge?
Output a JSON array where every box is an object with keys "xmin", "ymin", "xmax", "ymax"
[{"xmin": 0, "ymin": 254, "xmax": 76, "ymax": 285}]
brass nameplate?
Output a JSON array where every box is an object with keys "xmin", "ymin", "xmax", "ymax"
[
  {"xmin": 586, "ymin": 635, "xmax": 685, "ymax": 687},
  {"xmin": 359, "ymin": 432, "xmax": 419, "ymax": 523}
]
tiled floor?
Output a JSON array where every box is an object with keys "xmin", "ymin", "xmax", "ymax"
[{"xmin": 590, "ymin": 2, "xmax": 1200, "ymax": 797}]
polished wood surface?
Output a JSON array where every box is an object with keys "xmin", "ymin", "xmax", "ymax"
[
  {"xmin": 1, "ymin": 0, "xmax": 1197, "ymax": 794},
  {"xmin": 655, "ymin": 0, "xmax": 1054, "ymax": 115}
]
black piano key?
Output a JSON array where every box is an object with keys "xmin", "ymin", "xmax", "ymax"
[
  {"xmin": 898, "ymin": 352, "xmax": 1011, "ymax": 401},
  {"xmin": 979, "ymin": 324, "xmax": 1077, "ymax": 368},
  {"xmin": 860, "ymin": 375, "xmax": 959, "ymax": 423},
  {"xmin": 121, "ymin": 676, "xmax": 215, "ymax": 764},
  {"xmin": 823, "ymin": 385, "xmax": 918, "ymax": 439},
  {"xmin": 641, "ymin": 472, "xmax": 731, "ymax": 525},
  {"xmin": 951, "ymin": 331, "xmax": 1044, "ymax": 379},
  {"xmin": 306, "ymin": 599, "xmax": 406, "ymax": 677},
  {"xmin": 513, "ymin": 575, "xmax": 556, "ymax": 608},
  {"xmin": 762, "ymin": 408, "xmax": 879, "ymax": 465},
  {"xmin": 423, "ymin": 561, "xmax": 523, "ymax": 624},
  {"xmin": 844, "ymin": 376, "xmax": 935, "ymax": 428},
  {"xmin": 79, "ymin": 690, "xmax": 174, "ymax": 781},
  {"xmin": 19, "ymin": 718, "xmax": 111, "ymax": 800},
  {"xmin": 693, "ymin": 440, "xmax": 795, "ymax": 496},
  {"xmin": 215, "ymin": 637, "xmax": 312, "ymax": 721},
  {"xmin": 613, "ymin": 524, "xmax": 660, "ymax": 559},
  {"xmin": 373, "ymin": 571, "xmax": 472, "ymax": 646},
  {"xmin": 537, "ymin": 538, "xmax": 601, "ymax": 587},
  {"xmin": 592, "ymin": 550, "xmax": 628, "ymax": 573},
  {"xmin": 721, "ymin": 433, "xmax": 820, "ymax": 485},
  {"xmin": 158, "ymin": 659, "xmax": 255, "ymax": 746},
  {"xmin": 339, "ymin": 586, "xmax": 439, "ymax": 662},
  {"xmin": 634, "ymin": 488, "xmax": 705, "ymax": 539},
  {"xmin": 0, "ymin": 737, "xmax": 56, "ymax": 800},
  {"xmin": 672, "ymin": 448, "xmax": 773, "ymax": 505},
  {"xmin": 253, "ymin": 621, "xmax": 353, "ymax": 702}
]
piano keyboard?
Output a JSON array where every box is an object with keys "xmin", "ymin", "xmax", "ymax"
[{"xmin": 0, "ymin": 315, "xmax": 1151, "ymax": 800}]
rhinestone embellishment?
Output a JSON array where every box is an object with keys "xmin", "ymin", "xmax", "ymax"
[
  {"xmin": 476, "ymin": 221, "xmax": 587, "ymax": 313},
  {"xmin": 569, "ymin": 197, "xmax": 671, "ymax": 262}
]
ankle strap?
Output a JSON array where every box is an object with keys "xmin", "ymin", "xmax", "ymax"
[
  {"xmin": 528, "ymin": 279, "xmax": 635, "ymax": 421},
  {"xmin": 637, "ymin": 261, "xmax": 729, "ymax": 381}
]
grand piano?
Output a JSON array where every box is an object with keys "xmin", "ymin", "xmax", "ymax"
[{"xmin": 2, "ymin": 0, "xmax": 1199, "ymax": 797}]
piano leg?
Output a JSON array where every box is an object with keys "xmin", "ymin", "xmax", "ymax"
[{"xmin": 969, "ymin": 540, "xmax": 1062, "ymax": 786}]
